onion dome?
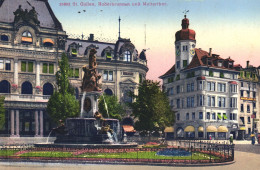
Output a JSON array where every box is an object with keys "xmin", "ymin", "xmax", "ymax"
[{"xmin": 175, "ymin": 15, "xmax": 196, "ymax": 42}]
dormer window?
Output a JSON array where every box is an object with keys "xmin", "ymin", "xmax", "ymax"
[
  {"xmin": 124, "ymin": 51, "xmax": 131, "ymax": 62},
  {"xmin": 207, "ymin": 59, "xmax": 212, "ymax": 65},
  {"xmin": 21, "ymin": 31, "xmax": 32, "ymax": 44},
  {"xmin": 1, "ymin": 35, "xmax": 9, "ymax": 41},
  {"xmin": 106, "ymin": 52, "xmax": 112, "ymax": 61},
  {"xmin": 218, "ymin": 61, "xmax": 222, "ymax": 67},
  {"xmin": 228, "ymin": 62, "xmax": 233, "ymax": 68},
  {"xmin": 71, "ymin": 48, "xmax": 77, "ymax": 57}
]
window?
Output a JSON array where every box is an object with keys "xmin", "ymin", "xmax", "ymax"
[
  {"xmin": 124, "ymin": 51, "xmax": 131, "ymax": 62},
  {"xmin": 198, "ymin": 81, "xmax": 203, "ymax": 90},
  {"xmin": 253, "ymin": 102, "xmax": 256, "ymax": 109},
  {"xmin": 218, "ymin": 83, "xmax": 226, "ymax": 92},
  {"xmin": 218, "ymin": 97, "xmax": 226, "ymax": 107},
  {"xmin": 241, "ymin": 82, "xmax": 243, "ymax": 87},
  {"xmin": 103, "ymin": 70, "xmax": 113, "ymax": 81},
  {"xmin": 218, "ymin": 62, "xmax": 223, "ymax": 67},
  {"xmin": 177, "ymin": 99, "xmax": 180, "ymax": 109},
  {"xmin": 241, "ymin": 104, "xmax": 244, "ymax": 112},
  {"xmin": 198, "ymin": 95, "xmax": 204, "ymax": 106},
  {"xmin": 217, "ymin": 113, "xmax": 222, "ymax": 120},
  {"xmin": 176, "ymin": 61, "xmax": 180, "ymax": 69},
  {"xmin": 69, "ymin": 68, "xmax": 79, "ymax": 78},
  {"xmin": 220, "ymin": 72, "xmax": 224, "ymax": 78},
  {"xmin": 233, "ymin": 113, "xmax": 237, "ymax": 120},
  {"xmin": 207, "ymin": 96, "xmax": 211, "ymax": 106},
  {"xmin": 177, "ymin": 113, "xmax": 180, "ymax": 121},
  {"xmin": 191, "ymin": 83, "xmax": 194, "ymax": 91},
  {"xmin": 21, "ymin": 31, "xmax": 32, "ymax": 44},
  {"xmin": 192, "ymin": 112, "xmax": 195, "ymax": 120},
  {"xmin": 208, "ymin": 59, "xmax": 212, "ymax": 66},
  {"xmin": 187, "ymin": 84, "xmax": 191, "ymax": 92},
  {"xmin": 176, "ymin": 74, "xmax": 180, "ymax": 80},
  {"xmin": 42, "ymin": 63, "xmax": 54, "ymax": 74},
  {"xmin": 186, "ymin": 113, "xmax": 189, "ymax": 120},
  {"xmin": 199, "ymin": 112, "xmax": 203, "ymax": 120},
  {"xmin": 248, "ymin": 117, "xmax": 251, "ymax": 124},
  {"xmin": 223, "ymin": 113, "xmax": 227, "ymax": 120},
  {"xmin": 21, "ymin": 61, "xmax": 33, "ymax": 72},
  {"xmin": 247, "ymin": 104, "xmax": 250, "ymax": 113},
  {"xmin": 230, "ymin": 113, "xmax": 233, "ymax": 120},
  {"xmin": 191, "ymin": 97, "xmax": 194, "ymax": 107},
  {"xmin": 183, "ymin": 60, "xmax": 187, "ymax": 67},
  {"xmin": 177, "ymin": 85, "xmax": 180, "ymax": 94},
  {"xmin": 230, "ymin": 84, "xmax": 237, "ymax": 93},
  {"xmin": 1, "ymin": 35, "xmax": 8, "ymax": 41},
  {"xmin": 247, "ymin": 91, "xmax": 250, "ymax": 97},
  {"xmin": 106, "ymin": 52, "xmax": 112, "ymax": 61},
  {"xmin": 168, "ymin": 77, "xmax": 174, "ymax": 83},
  {"xmin": 169, "ymin": 87, "xmax": 173, "ymax": 95},
  {"xmin": 209, "ymin": 70, "xmax": 213, "ymax": 77},
  {"xmin": 207, "ymin": 112, "xmax": 210, "ymax": 120},
  {"xmin": 207, "ymin": 82, "xmax": 215, "ymax": 91},
  {"xmin": 181, "ymin": 98, "xmax": 184, "ymax": 108},
  {"xmin": 212, "ymin": 96, "xmax": 215, "ymax": 107},
  {"xmin": 182, "ymin": 45, "xmax": 188, "ymax": 51},
  {"xmin": 212, "ymin": 113, "xmax": 216, "ymax": 120},
  {"xmin": 0, "ymin": 59, "xmax": 11, "ymax": 71},
  {"xmin": 240, "ymin": 90, "xmax": 244, "ymax": 97},
  {"xmin": 230, "ymin": 98, "xmax": 237, "ymax": 108},
  {"xmin": 187, "ymin": 97, "xmax": 190, "ymax": 108},
  {"xmin": 170, "ymin": 100, "xmax": 173, "ymax": 107},
  {"xmin": 253, "ymin": 92, "xmax": 256, "ymax": 98}
]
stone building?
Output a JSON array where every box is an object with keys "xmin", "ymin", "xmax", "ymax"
[
  {"xmin": 160, "ymin": 15, "xmax": 240, "ymax": 140},
  {"xmin": 234, "ymin": 61, "xmax": 259, "ymax": 139},
  {"xmin": 0, "ymin": 0, "xmax": 148, "ymax": 137}
]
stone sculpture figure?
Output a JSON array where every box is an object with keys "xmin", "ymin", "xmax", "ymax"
[
  {"xmin": 82, "ymin": 49, "xmax": 102, "ymax": 92},
  {"xmin": 13, "ymin": 5, "xmax": 40, "ymax": 25}
]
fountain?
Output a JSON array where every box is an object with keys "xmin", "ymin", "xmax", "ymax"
[{"xmin": 35, "ymin": 49, "xmax": 137, "ymax": 148}]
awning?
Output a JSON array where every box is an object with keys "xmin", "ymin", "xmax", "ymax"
[
  {"xmin": 164, "ymin": 127, "xmax": 174, "ymax": 133},
  {"xmin": 197, "ymin": 76, "xmax": 206, "ymax": 80},
  {"xmin": 217, "ymin": 113, "xmax": 222, "ymax": 120},
  {"xmin": 229, "ymin": 81, "xmax": 238, "ymax": 85},
  {"xmin": 21, "ymin": 37, "xmax": 32, "ymax": 42},
  {"xmin": 184, "ymin": 126, "xmax": 195, "ymax": 132},
  {"xmin": 240, "ymin": 127, "xmax": 246, "ymax": 130},
  {"xmin": 223, "ymin": 114, "xmax": 228, "ymax": 120},
  {"xmin": 43, "ymin": 38, "xmax": 54, "ymax": 45},
  {"xmin": 122, "ymin": 125, "xmax": 136, "ymax": 133},
  {"xmin": 198, "ymin": 126, "xmax": 204, "ymax": 132},
  {"xmin": 218, "ymin": 126, "xmax": 228, "ymax": 132},
  {"xmin": 206, "ymin": 126, "xmax": 217, "ymax": 132}
]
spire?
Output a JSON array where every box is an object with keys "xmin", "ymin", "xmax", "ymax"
[
  {"xmin": 182, "ymin": 10, "xmax": 190, "ymax": 29},
  {"xmin": 118, "ymin": 16, "xmax": 121, "ymax": 40}
]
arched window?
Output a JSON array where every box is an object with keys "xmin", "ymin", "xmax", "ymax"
[
  {"xmin": 0, "ymin": 80, "xmax": 11, "ymax": 93},
  {"xmin": 1, "ymin": 35, "xmax": 9, "ymax": 41},
  {"xmin": 21, "ymin": 31, "xmax": 32, "ymax": 44},
  {"xmin": 123, "ymin": 90, "xmax": 132, "ymax": 103},
  {"xmin": 21, "ymin": 81, "xmax": 32, "ymax": 94},
  {"xmin": 104, "ymin": 88, "xmax": 113, "ymax": 96},
  {"xmin": 124, "ymin": 51, "xmax": 131, "ymax": 62},
  {"xmin": 43, "ymin": 83, "xmax": 53, "ymax": 95}
]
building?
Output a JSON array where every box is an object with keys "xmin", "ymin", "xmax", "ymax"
[
  {"xmin": 0, "ymin": 0, "xmax": 148, "ymax": 137},
  {"xmin": 160, "ymin": 15, "xmax": 240, "ymax": 140},
  {"xmin": 234, "ymin": 61, "xmax": 259, "ymax": 139}
]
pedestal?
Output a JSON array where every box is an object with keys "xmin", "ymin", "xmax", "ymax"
[{"xmin": 80, "ymin": 91, "xmax": 102, "ymax": 118}]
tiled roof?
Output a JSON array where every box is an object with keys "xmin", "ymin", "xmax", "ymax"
[
  {"xmin": 160, "ymin": 64, "xmax": 175, "ymax": 77},
  {"xmin": 0, "ymin": 0, "xmax": 62, "ymax": 30}
]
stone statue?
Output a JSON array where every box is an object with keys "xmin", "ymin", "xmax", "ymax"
[
  {"xmin": 13, "ymin": 5, "xmax": 24, "ymax": 22},
  {"xmin": 13, "ymin": 5, "xmax": 40, "ymax": 25},
  {"xmin": 82, "ymin": 49, "xmax": 102, "ymax": 92}
]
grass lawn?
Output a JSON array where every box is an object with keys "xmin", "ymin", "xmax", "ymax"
[
  {"xmin": 78, "ymin": 151, "xmax": 220, "ymax": 160},
  {"xmin": 0, "ymin": 150, "xmax": 17, "ymax": 156},
  {"xmin": 20, "ymin": 151, "xmax": 73, "ymax": 158}
]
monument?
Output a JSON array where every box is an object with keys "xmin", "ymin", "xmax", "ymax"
[{"xmin": 53, "ymin": 49, "xmax": 123, "ymax": 144}]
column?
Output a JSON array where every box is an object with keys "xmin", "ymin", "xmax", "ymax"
[
  {"xmin": 10, "ymin": 110, "xmax": 15, "ymax": 136},
  {"xmin": 35, "ymin": 110, "xmax": 39, "ymax": 136},
  {"xmin": 40, "ymin": 110, "xmax": 43, "ymax": 136},
  {"xmin": 13, "ymin": 59, "xmax": 18, "ymax": 85},
  {"xmin": 15, "ymin": 110, "xmax": 19, "ymax": 137},
  {"xmin": 36, "ymin": 62, "xmax": 40, "ymax": 86}
]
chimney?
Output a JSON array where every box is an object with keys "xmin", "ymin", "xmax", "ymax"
[
  {"xmin": 209, "ymin": 48, "xmax": 212, "ymax": 56},
  {"xmin": 246, "ymin": 60, "xmax": 249, "ymax": 68},
  {"xmin": 88, "ymin": 34, "xmax": 94, "ymax": 41}
]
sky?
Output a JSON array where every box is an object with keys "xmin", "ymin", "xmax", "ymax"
[{"xmin": 49, "ymin": 0, "xmax": 260, "ymax": 82}]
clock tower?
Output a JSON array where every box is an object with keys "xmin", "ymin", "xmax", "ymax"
[{"xmin": 175, "ymin": 14, "xmax": 196, "ymax": 73}]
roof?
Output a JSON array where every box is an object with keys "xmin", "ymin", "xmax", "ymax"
[
  {"xmin": 160, "ymin": 64, "xmax": 175, "ymax": 78},
  {"xmin": 175, "ymin": 17, "xmax": 196, "ymax": 42},
  {"xmin": 0, "ymin": 0, "xmax": 62, "ymax": 30}
]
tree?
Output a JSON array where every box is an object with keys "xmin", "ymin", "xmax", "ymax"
[
  {"xmin": 47, "ymin": 53, "xmax": 80, "ymax": 124},
  {"xmin": 129, "ymin": 80, "xmax": 175, "ymax": 135},
  {"xmin": 0, "ymin": 96, "xmax": 5, "ymax": 130},
  {"xmin": 98, "ymin": 94, "xmax": 125, "ymax": 121}
]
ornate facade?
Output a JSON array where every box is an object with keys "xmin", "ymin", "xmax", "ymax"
[{"xmin": 0, "ymin": 0, "xmax": 148, "ymax": 137}]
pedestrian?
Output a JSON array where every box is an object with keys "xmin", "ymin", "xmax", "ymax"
[
  {"xmin": 209, "ymin": 135, "xmax": 212, "ymax": 140},
  {"xmin": 251, "ymin": 134, "xmax": 255, "ymax": 145},
  {"xmin": 229, "ymin": 135, "xmax": 233, "ymax": 145}
]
